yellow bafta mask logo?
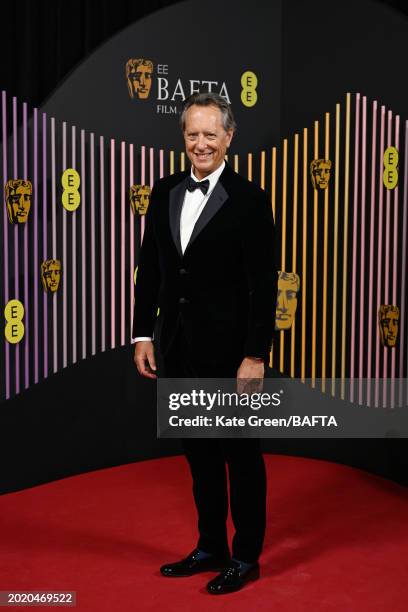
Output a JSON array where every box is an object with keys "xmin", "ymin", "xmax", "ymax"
[
  {"xmin": 275, "ymin": 271, "xmax": 300, "ymax": 330},
  {"xmin": 310, "ymin": 159, "xmax": 332, "ymax": 190},
  {"xmin": 5, "ymin": 179, "xmax": 32, "ymax": 224},
  {"xmin": 126, "ymin": 59, "xmax": 153, "ymax": 100},
  {"xmin": 41, "ymin": 259, "xmax": 62, "ymax": 293},
  {"xmin": 130, "ymin": 184, "xmax": 151, "ymax": 215},
  {"xmin": 378, "ymin": 305, "xmax": 399, "ymax": 348}
]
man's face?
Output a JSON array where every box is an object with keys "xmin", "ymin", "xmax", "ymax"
[
  {"xmin": 128, "ymin": 62, "xmax": 153, "ymax": 99},
  {"xmin": 379, "ymin": 306, "xmax": 399, "ymax": 347},
  {"xmin": 42, "ymin": 261, "xmax": 61, "ymax": 293},
  {"xmin": 130, "ymin": 185, "xmax": 151, "ymax": 215},
  {"xmin": 7, "ymin": 183, "xmax": 32, "ymax": 224},
  {"xmin": 311, "ymin": 160, "xmax": 331, "ymax": 190},
  {"xmin": 275, "ymin": 274, "xmax": 300, "ymax": 330},
  {"xmin": 183, "ymin": 104, "xmax": 233, "ymax": 180}
]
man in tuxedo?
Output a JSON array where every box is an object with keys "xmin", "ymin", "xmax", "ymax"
[{"xmin": 133, "ymin": 92, "xmax": 277, "ymax": 594}]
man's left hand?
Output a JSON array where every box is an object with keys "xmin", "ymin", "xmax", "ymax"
[{"xmin": 237, "ymin": 357, "xmax": 264, "ymax": 395}]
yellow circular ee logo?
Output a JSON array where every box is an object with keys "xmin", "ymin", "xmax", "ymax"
[
  {"xmin": 62, "ymin": 169, "xmax": 81, "ymax": 211},
  {"xmin": 383, "ymin": 146, "xmax": 399, "ymax": 190},
  {"xmin": 241, "ymin": 71, "xmax": 258, "ymax": 108},
  {"xmin": 4, "ymin": 299, "xmax": 25, "ymax": 343}
]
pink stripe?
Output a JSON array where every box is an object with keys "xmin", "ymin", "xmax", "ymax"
[
  {"xmin": 81, "ymin": 130, "xmax": 87, "ymax": 358},
  {"xmin": 62, "ymin": 122, "xmax": 68, "ymax": 369},
  {"xmin": 383, "ymin": 111, "xmax": 393, "ymax": 395},
  {"xmin": 51, "ymin": 118, "xmax": 57, "ymax": 374},
  {"xmin": 100, "ymin": 137, "xmax": 106, "ymax": 352},
  {"xmin": 367, "ymin": 101, "xmax": 377, "ymax": 405},
  {"xmin": 141, "ymin": 146, "xmax": 146, "ymax": 243},
  {"xmin": 358, "ymin": 97, "xmax": 367, "ymax": 403},
  {"xmin": 129, "ymin": 144, "xmax": 135, "ymax": 342},
  {"xmin": 400, "ymin": 123, "xmax": 408, "ymax": 406},
  {"xmin": 350, "ymin": 93, "xmax": 360, "ymax": 399},
  {"xmin": 375, "ymin": 106, "xmax": 386, "ymax": 406},
  {"xmin": 160, "ymin": 149, "xmax": 164, "ymax": 178},
  {"xmin": 390, "ymin": 116, "xmax": 400, "ymax": 405},
  {"xmin": 2, "ymin": 91, "xmax": 10, "ymax": 399},
  {"xmin": 90, "ymin": 134, "xmax": 96, "ymax": 355},
  {"xmin": 23, "ymin": 102, "xmax": 29, "ymax": 389},
  {"xmin": 33, "ymin": 108, "xmax": 39, "ymax": 384},
  {"xmin": 13, "ymin": 97, "xmax": 20, "ymax": 395},
  {"xmin": 72, "ymin": 125, "xmax": 77, "ymax": 365},
  {"xmin": 110, "ymin": 139, "xmax": 115, "ymax": 349},
  {"xmin": 121, "ymin": 141, "xmax": 126, "ymax": 346},
  {"xmin": 42, "ymin": 114, "xmax": 49, "ymax": 379}
]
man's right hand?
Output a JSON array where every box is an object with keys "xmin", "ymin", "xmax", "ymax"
[{"xmin": 134, "ymin": 341, "xmax": 157, "ymax": 379}]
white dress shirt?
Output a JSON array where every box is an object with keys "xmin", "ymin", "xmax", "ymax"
[{"xmin": 134, "ymin": 162, "xmax": 225, "ymax": 343}]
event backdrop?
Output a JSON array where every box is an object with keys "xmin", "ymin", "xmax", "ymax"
[{"xmin": 0, "ymin": 0, "xmax": 407, "ymax": 409}]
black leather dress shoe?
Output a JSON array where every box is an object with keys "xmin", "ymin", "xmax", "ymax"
[
  {"xmin": 206, "ymin": 560, "xmax": 260, "ymax": 594},
  {"xmin": 160, "ymin": 549, "xmax": 230, "ymax": 577}
]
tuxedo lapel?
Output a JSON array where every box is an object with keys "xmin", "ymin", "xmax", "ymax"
[
  {"xmin": 168, "ymin": 166, "xmax": 230, "ymax": 257},
  {"xmin": 169, "ymin": 179, "xmax": 186, "ymax": 258},
  {"xmin": 184, "ymin": 179, "xmax": 229, "ymax": 253}
]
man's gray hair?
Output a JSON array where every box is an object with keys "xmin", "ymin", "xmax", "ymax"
[{"xmin": 180, "ymin": 92, "xmax": 237, "ymax": 133}]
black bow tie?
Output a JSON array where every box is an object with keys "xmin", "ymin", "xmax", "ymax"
[{"xmin": 186, "ymin": 177, "xmax": 210, "ymax": 195}]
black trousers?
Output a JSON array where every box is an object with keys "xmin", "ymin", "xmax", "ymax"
[{"xmin": 161, "ymin": 320, "xmax": 267, "ymax": 563}]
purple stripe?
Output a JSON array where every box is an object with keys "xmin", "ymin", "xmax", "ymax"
[
  {"xmin": 71, "ymin": 125, "xmax": 77, "ymax": 364},
  {"xmin": 367, "ymin": 101, "xmax": 377, "ymax": 405},
  {"xmin": 12, "ymin": 98, "xmax": 20, "ymax": 394},
  {"xmin": 89, "ymin": 132, "xmax": 95, "ymax": 356},
  {"xmin": 23, "ymin": 102, "xmax": 29, "ymax": 389},
  {"xmin": 81, "ymin": 130, "xmax": 87, "ymax": 358},
  {"xmin": 129, "ymin": 144, "xmax": 134, "ymax": 342},
  {"xmin": 43, "ymin": 114, "xmax": 49, "ymax": 377},
  {"xmin": 350, "ymin": 93, "xmax": 360, "ymax": 397},
  {"xmin": 62, "ymin": 122, "xmax": 67, "ymax": 368},
  {"xmin": 110, "ymin": 139, "xmax": 115, "ymax": 349},
  {"xmin": 90, "ymin": 134, "xmax": 96, "ymax": 355},
  {"xmin": 13, "ymin": 97, "xmax": 20, "ymax": 395},
  {"xmin": 2, "ymin": 91, "xmax": 10, "ymax": 399},
  {"xmin": 100, "ymin": 136, "xmax": 106, "ymax": 352},
  {"xmin": 33, "ymin": 108, "xmax": 39, "ymax": 384},
  {"xmin": 121, "ymin": 141, "xmax": 126, "ymax": 346},
  {"xmin": 51, "ymin": 117, "xmax": 57, "ymax": 374}
]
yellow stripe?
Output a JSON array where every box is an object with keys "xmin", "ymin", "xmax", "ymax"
[
  {"xmin": 261, "ymin": 151, "xmax": 266, "ymax": 190},
  {"xmin": 291, "ymin": 134, "xmax": 299, "ymax": 378},
  {"xmin": 248, "ymin": 153, "xmax": 253, "ymax": 181},
  {"xmin": 301, "ymin": 128, "xmax": 308, "ymax": 382},
  {"xmin": 322, "ymin": 113, "xmax": 330, "ymax": 391},
  {"xmin": 280, "ymin": 139, "xmax": 288, "ymax": 373}
]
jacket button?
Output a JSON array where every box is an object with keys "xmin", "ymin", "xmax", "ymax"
[{"xmin": 179, "ymin": 297, "xmax": 189, "ymax": 304}]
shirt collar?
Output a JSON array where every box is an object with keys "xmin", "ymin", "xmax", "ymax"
[{"xmin": 190, "ymin": 160, "xmax": 225, "ymax": 194}]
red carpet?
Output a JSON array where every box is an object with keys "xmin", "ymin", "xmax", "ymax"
[{"xmin": 0, "ymin": 455, "xmax": 407, "ymax": 611}]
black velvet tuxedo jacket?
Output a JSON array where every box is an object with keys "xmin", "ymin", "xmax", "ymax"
[{"xmin": 132, "ymin": 162, "xmax": 278, "ymax": 366}]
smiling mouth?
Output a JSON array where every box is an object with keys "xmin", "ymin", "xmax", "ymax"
[{"xmin": 195, "ymin": 152, "xmax": 213, "ymax": 160}]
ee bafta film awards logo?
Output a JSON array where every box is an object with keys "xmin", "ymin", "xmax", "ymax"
[{"xmin": 125, "ymin": 57, "xmax": 259, "ymax": 112}]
